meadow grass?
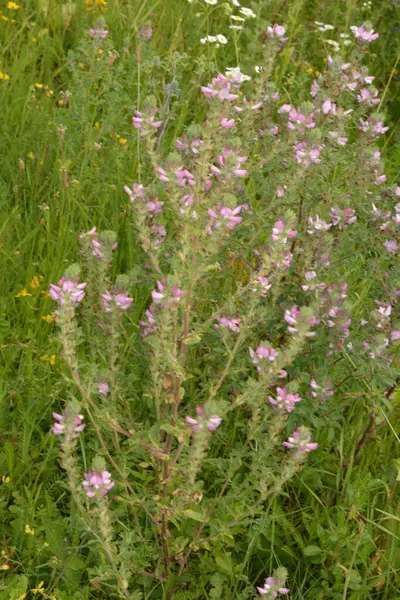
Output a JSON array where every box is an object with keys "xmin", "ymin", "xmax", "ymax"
[{"xmin": 0, "ymin": 1, "xmax": 399, "ymax": 599}]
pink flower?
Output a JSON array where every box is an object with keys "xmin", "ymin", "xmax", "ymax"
[
  {"xmin": 52, "ymin": 411, "xmax": 85, "ymax": 440},
  {"xmin": 271, "ymin": 218, "xmax": 297, "ymax": 243},
  {"xmin": 269, "ymin": 387, "xmax": 301, "ymax": 413},
  {"xmin": 138, "ymin": 24, "xmax": 153, "ymax": 40},
  {"xmin": 186, "ymin": 407, "xmax": 222, "ymax": 432},
  {"xmin": 49, "ymin": 279, "xmax": 87, "ymax": 306},
  {"xmin": 391, "ymin": 330, "xmax": 400, "ymax": 342},
  {"xmin": 98, "ymin": 382, "xmax": 109, "ymax": 397},
  {"xmin": 251, "ymin": 276, "xmax": 272, "ymax": 296},
  {"xmin": 221, "ymin": 117, "xmax": 235, "ymax": 128},
  {"xmin": 215, "ymin": 316, "xmax": 241, "ymax": 332},
  {"xmin": 384, "ymin": 240, "xmax": 397, "ymax": 255},
  {"xmin": 283, "ymin": 426, "xmax": 318, "ymax": 455},
  {"xmin": 206, "ymin": 204, "xmax": 248, "ymax": 233},
  {"xmin": 294, "ymin": 142, "xmax": 323, "ymax": 166},
  {"xmin": 201, "ymin": 74, "xmax": 239, "ymax": 102},
  {"xmin": 329, "ymin": 207, "xmax": 357, "ymax": 229},
  {"xmin": 266, "ymin": 24, "xmax": 286, "ymax": 38},
  {"xmin": 89, "ymin": 26, "xmax": 109, "ymax": 39},
  {"xmin": 310, "ymin": 379, "xmax": 334, "ymax": 402},
  {"xmin": 257, "ymin": 576, "xmax": 289, "ymax": 597},
  {"xmin": 132, "ymin": 107, "xmax": 162, "ymax": 131},
  {"xmin": 307, "ymin": 215, "xmax": 332, "ymax": 235},
  {"xmin": 82, "ymin": 471, "xmax": 115, "ymax": 498},
  {"xmin": 249, "ymin": 345, "xmax": 278, "ymax": 364},
  {"xmin": 351, "ymin": 25, "xmax": 379, "ymax": 43},
  {"xmin": 102, "ymin": 291, "xmax": 134, "ymax": 312},
  {"xmin": 284, "ymin": 304, "xmax": 300, "ymax": 329}
]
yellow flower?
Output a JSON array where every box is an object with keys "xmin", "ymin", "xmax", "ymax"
[
  {"xmin": 1, "ymin": 475, "xmax": 10, "ymax": 483},
  {"xmin": 7, "ymin": 2, "xmax": 20, "ymax": 9},
  {"xmin": 27, "ymin": 152, "xmax": 35, "ymax": 160},
  {"xmin": 31, "ymin": 36, "xmax": 37, "ymax": 42},
  {"xmin": 25, "ymin": 523, "xmax": 35, "ymax": 535},
  {"xmin": 49, "ymin": 355, "xmax": 56, "ymax": 365},
  {"xmin": 119, "ymin": 137, "xmax": 128, "ymax": 145},
  {"xmin": 0, "ymin": 72, "xmax": 10, "ymax": 80},
  {"xmin": 16, "ymin": 288, "xmax": 32, "ymax": 297},
  {"xmin": 31, "ymin": 582, "xmax": 45, "ymax": 594},
  {"xmin": 1, "ymin": 15, "xmax": 9, "ymax": 21},
  {"xmin": 42, "ymin": 314, "xmax": 55, "ymax": 323},
  {"xmin": 16, "ymin": 594, "xmax": 26, "ymax": 600},
  {"xmin": 40, "ymin": 354, "xmax": 48, "ymax": 361},
  {"xmin": 306, "ymin": 67, "xmax": 314, "ymax": 75},
  {"xmin": 35, "ymin": 83, "xmax": 43, "ymax": 89},
  {"xmin": 0, "ymin": 564, "xmax": 10, "ymax": 570},
  {"xmin": 30, "ymin": 275, "xmax": 41, "ymax": 288},
  {"xmin": 41, "ymin": 290, "xmax": 50, "ymax": 298},
  {"xmin": 97, "ymin": 48, "xmax": 103, "ymax": 54}
]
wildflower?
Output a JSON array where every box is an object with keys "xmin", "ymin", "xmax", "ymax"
[
  {"xmin": 215, "ymin": 316, "xmax": 241, "ymax": 332},
  {"xmin": 132, "ymin": 107, "xmax": 162, "ymax": 131},
  {"xmin": 138, "ymin": 24, "xmax": 153, "ymax": 40},
  {"xmin": 7, "ymin": 2, "xmax": 20, "ymax": 8},
  {"xmin": 391, "ymin": 330, "xmax": 400, "ymax": 342},
  {"xmin": 310, "ymin": 379, "xmax": 334, "ymax": 401},
  {"xmin": 82, "ymin": 471, "xmax": 115, "ymax": 498},
  {"xmin": 359, "ymin": 117, "xmax": 388, "ymax": 136},
  {"xmin": 249, "ymin": 345, "xmax": 278, "ymax": 364},
  {"xmin": 307, "ymin": 215, "xmax": 332, "ymax": 235},
  {"xmin": 239, "ymin": 7, "xmax": 256, "ymax": 18},
  {"xmin": 30, "ymin": 275, "xmax": 41, "ymax": 289},
  {"xmin": 186, "ymin": 406, "xmax": 222, "ymax": 432},
  {"xmin": 257, "ymin": 575, "xmax": 289, "ymax": 597},
  {"xmin": 283, "ymin": 426, "xmax": 318, "ymax": 454},
  {"xmin": 351, "ymin": 24, "xmax": 379, "ymax": 42},
  {"xmin": 101, "ymin": 290, "xmax": 134, "ymax": 312},
  {"xmin": 251, "ymin": 276, "xmax": 272, "ymax": 296},
  {"xmin": 204, "ymin": 0, "xmax": 218, "ymax": 4},
  {"xmin": 0, "ymin": 72, "xmax": 10, "ymax": 81},
  {"xmin": 49, "ymin": 279, "xmax": 87, "ymax": 305},
  {"xmin": 294, "ymin": 142, "xmax": 323, "ymax": 166},
  {"xmin": 266, "ymin": 24, "xmax": 286, "ymax": 38},
  {"xmin": 269, "ymin": 387, "xmax": 301, "ymax": 413},
  {"xmin": 49, "ymin": 355, "xmax": 56, "ymax": 365},
  {"xmin": 328, "ymin": 207, "xmax": 357, "ymax": 228},
  {"xmin": 98, "ymin": 381, "xmax": 109, "ymax": 396},
  {"xmin": 119, "ymin": 137, "xmax": 128, "ymax": 145},
  {"xmin": 25, "ymin": 524, "xmax": 35, "ymax": 535},
  {"xmin": 210, "ymin": 148, "xmax": 248, "ymax": 181},
  {"xmin": 206, "ymin": 204, "xmax": 248, "ymax": 233},
  {"xmin": 221, "ymin": 117, "xmax": 235, "ymax": 128},
  {"xmin": 384, "ymin": 240, "xmax": 398, "ymax": 255},
  {"xmin": 216, "ymin": 34, "xmax": 228, "ymax": 44},
  {"xmin": 16, "ymin": 288, "xmax": 32, "ymax": 298},
  {"xmin": 31, "ymin": 582, "xmax": 45, "ymax": 595},
  {"xmin": 201, "ymin": 74, "xmax": 239, "ymax": 101},
  {"xmin": 271, "ymin": 218, "xmax": 298, "ymax": 243},
  {"xmin": 42, "ymin": 314, "xmax": 56, "ymax": 323}
]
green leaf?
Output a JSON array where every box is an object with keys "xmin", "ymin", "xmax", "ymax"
[
  {"xmin": 182, "ymin": 509, "xmax": 205, "ymax": 522},
  {"xmin": 183, "ymin": 334, "xmax": 202, "ymax": 346},
  {"xmin": 303, "ymin": 545, "xmax": 322, "ymax": 556}
]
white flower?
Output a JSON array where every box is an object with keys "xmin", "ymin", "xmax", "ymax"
[
  {"xmin": 239, "ymin": 7, "xmax": 256, "ymax": 18},
  {"xmin": 226, "ymin": 66, "xmax": 251, "ymax": 81},
  {"xmin": 326, "ymin": 39, "xmax": 340, "ymax": 51},
  {"xmin": 200, "ymin": 35, "xmax": 218, "ymax": 44},
  {"xmin": 232, "ymin": 0, "xmax": 241, "ymax": 5},
  {"xmin": 204, "ymin": 0, "xmax": 218, "ymax": 4},
  {"xmin": 216, "ymin": 34, "xmax": 228, "ymax": 44},
  {"xmin": 255, "ymin": 65, "xmax": 262, "ymax": 73},
  {"xmin": 229, "ymin": 25, "xmax": 243, "ymax": 30},
  {"xmin": 230, "ymin": 14, "xmax": 244, "ymax": 21}
]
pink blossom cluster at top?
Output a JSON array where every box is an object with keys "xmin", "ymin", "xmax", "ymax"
[
  {"xmin": 351, "ymin": 24, "xmax": 379, "ymax": 42},
  {"xmin": 79, "ymin": 227, "xmax": 118, "ymax": 260},
  {"xmin": 151, "ymin": 279, "xmax": 184, "ymax": 307},
  {"xmin": 156, "ymin": 165, "xmax": 195, "ymax": 187},
  {"xmin": 284, "ymin": 304, "xmax": 319, "ymax": 337},
  {"xmin": 201, "ymin": 74, "xmax": 239, "ymax": 102},
  {"xmin": 132, "ymin": 107, "xmax": 162, "ymax": 131},
  {"xmin": 310, "ymin": 379, "xmax": 334, "ymax": 402},
  {"xmin": 271, "ymin": 218, "xmax": 298, "ymax": 243},
  {"xmin": 89, "ymin": 25, "xmax": 109, "ymax": 39},
  {"xmin": 206, "ymin": 204, "xmax": 249, "ymax": 234},
  {"xmin": 269, "ymin": 387, "xmax": 302, "ymax": 413},
  {"xmin": 328, "ymin": 207, "xmax": 357, "ymax": 229},
  {"xmin": 124, "ymin": 183, "xmax": 167, "ymax": 250},
  {"xmin": 138, "ymin": 24, "xmax": 153, "ymax": 40},
  {"xmin": 265, "ymin": 24, "xmax": 286, "ymax": 39},
  {"xmin": 186, "ymin": 406, "xmax": 222, "ymax": 432},
  {"xmin": 49, "ymin": 279, "xmax": 87, "ymax": 306},
  {"xmin": 210, "ymin": 148, "xmax": 248, "ymax": 182},
  {"xmin": 257, "ymin": 576, "xmax": 289, "ymax": 597},
  {"xmin": 101, "ymin": 290, "xmax": 134, "ymax": 312},
  {"xmin": 82, "ymin": 471, "xmax": 115, "ymax": 498},
  {"xmin": 176, "ymin": 134, "xmax": 203, "ymax": 156},
  {"xmin": 214, "ymin": 316, "xmax": 241, "ymax": 332},
  {"xmin": 283, "ymin": 426, "xmax": 318, "ymax": 455},
  {"xmin": 52, "ymin": 411, "xmax": 85, "ymax": 440}
]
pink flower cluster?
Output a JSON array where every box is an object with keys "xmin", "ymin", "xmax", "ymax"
[
  {"xmin": 151, "ymin": 280, "xmax": 184, "ymax": 307},
  {"xmin": 101, "ymin": 290, "xmax": 134, "ymax": 312},
  {"xmin": 210, "ymin": 148, "xmax": 248, "ymax": 182},
  {"xmin": 265, "ymin": 24, "xmax": 286, "ymax": 39},
  {"xmin": 351, "ymin": 24, "xmax": 379, "ymax": 43},
  {"xmin": 269, "ymin": 387, "xmax": 302, "ymax": 413},
  {"xmin": 310, "ymin": 379, "xmax": 334, "ymax": 402},
  {"xmin": 82, "ymin": 471, "xmax": 115, "ymax": 498},
  {"xmin": 283, "ymin": 426, "xmax": 318, "ymax": 455},
  {"xmin": 89, "ymin": 25, "xmax": 109, "ymax": 39},
  {"xmin": 257, "ymin": 576, "xmax": 289, "ymax": 597},
  {"xmin": 284, "ymin": 305, "xmax": 319, "ymax": 337},
  {"xmin": 271, "ymin": 218, "xmax": 298, "ymax": 243},
  {"xmin": 201, "ymin": 74, "xmax": 239, "ymax": 102},
  {"xmin": 206, "ymin": 204, "xmax": 249, "ymax": 234},
  {"xmin": 132, "ymin": 107, "xmax": 162, "ymax": 132},
  {"xmin": 49, "ymin": 279, "xmax": 87, "ymax": 306},
  {"xmin": 215, "ymin": 316, "xmax": 241, "ymax": 333},
  {"xmin": 52, "ymin": 411, "xmax": 85, "ymax": 440},
  {"xmin": 186, "ymin": 406, "xmax": 222, "ymax": 432}
]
